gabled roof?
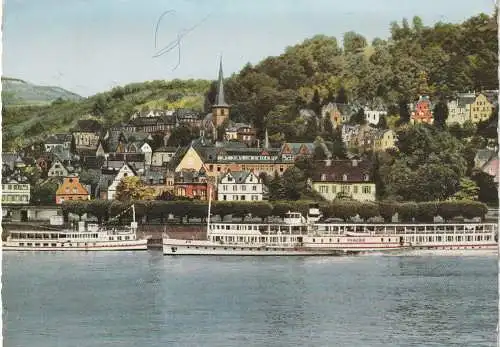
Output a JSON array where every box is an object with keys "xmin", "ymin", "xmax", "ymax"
[
  {"xmin": 220, "ymin": 170, "xmax": 256, "ymax": 184},
  {"xmin": 154, "ymin": 146, "xmax": 179, "ymax": 153},
  {"xmin": 107, "ymin": 152, "xmax": 145, "ymax": 163},
  {"xmin": 81, "ymin": 156, "xmax": 105, "ymax": 170},
  {"xmin": 45, "ymin": 133, "xmax": 72, "ymax": 145},
  {"xmin": 174, "ymin": 168, "xmax": 208, "ymax": 184},
  {"xmin": 175, "ymin": 108, "xmax": 202, "ymax": 121},
  {"xmin": 312, "ymin": 160, "xmax": 373, "ymax": 182},
  {"xmin": 56, "ymin": 177, "xmax": 89, "ymax": 196}
]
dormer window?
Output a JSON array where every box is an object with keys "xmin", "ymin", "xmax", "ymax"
[
  {"xmin": 342, "ymin": 174, "xmax": 348, "ymax": 181},
  {"xmin": 364, "ymin": 174, "xmax": 369, "ymax": 181},
  {"xmin": 321, "ymin": 174, "xmax": 326, "ymax": 181}
]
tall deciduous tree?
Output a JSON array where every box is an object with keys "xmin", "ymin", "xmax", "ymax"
[
  {"xmin": 115, "ymin": 176, "xmax": 156, "ymax": 202},
  {"xmin": 433, "ymin": 99, "xmax": 449, "ymax": 128}
]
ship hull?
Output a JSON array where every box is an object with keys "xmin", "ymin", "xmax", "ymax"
[
  {"xmin": 2, "ymin": 240, "xmax": 149, "ymax": 251},
  {"xmin": 163, "ymin": 240, "xmax": 346, "ymax": 256},
  {"xmin": 161, "ymin": 239, "xmax": 405, "ymax": 256}
]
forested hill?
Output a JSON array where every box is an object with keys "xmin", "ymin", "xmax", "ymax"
[
  {"xmin": 210, "ymin": 12, "xmax": 498, "ymax": 137},
  {"xmin": 3, "ymin": 12, "xmax": 497, "ymax": 150}
]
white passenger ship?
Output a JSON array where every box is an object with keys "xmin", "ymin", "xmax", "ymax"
[
  {"xmin": 163, "ymin": 194, "xmax": 498, "ymax": 256},
  {"xmin": 3, "ymin": 205, "xmax": 148, "ymax": 251}
]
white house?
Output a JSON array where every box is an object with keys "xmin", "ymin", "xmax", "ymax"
[
  {"xmin": 217, "ymin": 171, "xmax": 266, "ymax": 201},
  {"xmin": 446, "ymin": 93, "xmax": 475, "ymax": 125},
  {"xmin": 47, "ymin": 159, "xmax": 69, "ymax": 177},
  {"xmin": 363, "ymin": 107, "xmax": 387, "ymax": 126},
  {"xmin": 151, "ymin": 147, "xmax": 178, "ymax": 167},
  {"xmin": 107, "ymin": 163, "xmax": 136, "ymax": 200},
  {"xmin": 140, "ymin": 142, "xmax": 152, "ymax": 166},
  {"xmin": 2, "ymin": 179, "xmax": 30, "ymax": 205}
]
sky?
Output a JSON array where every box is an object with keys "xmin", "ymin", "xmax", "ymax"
[{"xmin": 2, "ymin": 0, "xmax": 496, "ymax": 97}]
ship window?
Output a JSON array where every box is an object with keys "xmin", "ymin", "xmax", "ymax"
[
  {"xmin": 117, "ymin": 236, "xmax": 122, "ymax": 240},
  {"xmin": 43, "ymin": 243, "xmax": 49, "ymax": 247},
  {"xmin": 35, "ymin": 243, "xmax": 40, "ymax": 246},
  {"xmin": 27, "ymin": 243, "xmax": 32, "ymax": 246},
  {"xmin": 447, "ymin": 236, "xmax": 453, "ymax": 242},
  {"xmin": 125, "ymin": 236, "xmax": 130, "ymax": 240},
  {"xmin": 381, "ymin": 238, "xmax": 384, "ymax": 242},
  {"xmin": 19, "ymin": 243, "xmax": 24, "ymax": 246},
  {"xmin": 109, "ymin": 237, "xmax": 113, "ymax": 240},
  {"xmin": 51, "ymin": 243, "xmax": 57, "ymax": 247}
]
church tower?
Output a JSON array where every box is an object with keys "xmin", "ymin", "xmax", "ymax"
[{"xmin": 212, "ymin": 57, "xmax": 230, "ymax": 128}]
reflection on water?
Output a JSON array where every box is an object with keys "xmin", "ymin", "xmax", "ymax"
[{"xmin": 3, "ymin": 251, "xmax": 497, "ymax": 347}]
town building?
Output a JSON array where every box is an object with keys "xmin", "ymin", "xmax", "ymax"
[
  {"xmin": 2, "ymin": 179, "xmax": 30, "ymax": 205},
  {"xmin": 373, "ymin": 129, "xmax": 397, "ymax": 152},
  {"xmin": 72, "ymin": 119, "xmax": 103, "ymax": 151},
  {"xmin": 279, "ymin": 143, "xmax": 315, "ymax": 162},
  {"xmin": 47, "ymin": 159, "xmax": 70, "ymax": 177},
  {"xmin": 410, "ymin": 96, "xmax": 433, "ymax": 124},
  {"xmin": 174, "ymin": 168, "xmax": 215, "ymax": 200},
  {"xmin": 100, "ymin": 163, "xmax": 137, "ymax": 200},
  {"xmin": 446, "ymin": 92, "xmax": 475, "ymax": 125},
  {"xmin": 312, "ymin": 160, "xmax": 376, "ymax": 201},
  {"xmin": 363, "ymin": 107, "xmax": 387, "ymax": 126},
  {"xmin": 151, "ymin": 146, "xmax": 178, "ymax": 167},
  {"xmin": 44, "ymin": 133, "xmax": 72, "ymax": 152},
  {"xmin": 470, "ymin": 93, "xmax": 495, "ymax": 124},
  {"xmin": 217, "ymin": 170, "xmax": 266, "ymax": 201},
  {"xmin": 322, "ymin": 102, "xmax": 353, "ymax": 128},
  {"xmin": 55, "ymin": 176, "xmax": 90, "ymax": 204},
  {"xmin": 140, "ymin": 167, "xmax": 175, "ymax": 197}
]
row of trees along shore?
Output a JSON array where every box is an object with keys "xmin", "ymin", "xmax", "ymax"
[{"xmin": 61, "ymin": 199, "xmax": 489, "ymax": 224}]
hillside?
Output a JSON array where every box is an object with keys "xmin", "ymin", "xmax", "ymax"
[
  {"xmin": 2, "ymin": 12, "xmax": 497, "ymax": 150},
  {"xmin": 2, "ymin": 79, "xmax": 210, "ymax": 150},
  {"xmin": 2, "ymin": 77, "xmax": 83, "ymax": 106}
]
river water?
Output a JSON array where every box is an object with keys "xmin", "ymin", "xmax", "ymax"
[{"xmin": 2, "ymin": 251, "xmax": 498, "ymax": 347}]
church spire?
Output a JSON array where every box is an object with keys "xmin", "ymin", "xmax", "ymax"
[
  {"xmin": 214, "ymin": 57, "xmax": 228, "ymax": 107},
  {"xmin": 212, "ymin": 56, "xmax": 231, "ymax": 132}
]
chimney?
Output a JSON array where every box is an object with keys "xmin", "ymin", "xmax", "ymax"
[
  {"xmin": 325, "ymin": 159, "xmax": 332, "ymax": 167},
  {"xmin": 352, "ymin": 159, "xmax": 358, "ymax": 167}
]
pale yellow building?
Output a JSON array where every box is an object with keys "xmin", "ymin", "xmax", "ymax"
[
  {"xmin": 373, "ymin": 129, "xmax": 396, "ymax": 152},
  {"xmin": 312, "ymin": 160, "xmax": 376, "ymax": 202},
  {"xmin": 470, "ymin": 93, "xmax": 494, "ymax": 124}
]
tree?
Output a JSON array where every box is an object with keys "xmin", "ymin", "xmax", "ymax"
[
  {"xmin": 281, "ymin": 167, "xmax": 307, "ymax": 200},
  {"xmin": 323, "ymin": 117, "xmax": 334, "ymax": 135},
  {"xmin": 376, "ymin": 115, "xmax": 388, "ymax": 129},
  {"xmin": 313, "ymin": 145, "xmax": 326, "ymax": 160},
  {"xmin": 336, "ymin": 86, "xmax": 348, "ymax": 104},
  {"xmin": 451, "ymin": 178, "xmax": 479, "ymax": 201},
  {"xmin": 343, "ymin": 31, "xmax": 368, "ymax": 54},
  {"xmin": 330, "ymin": 128, "xmax": 347, "ymax": 159},
  {"xmin": 397, "ymin": 99, "xmax": 411, "ymax": 124},
  {"xmin": 31, "ymin": 181, "xmax": 59, "ymax": 204},
  {"xmin": 433, "ymin": 99, "xmax": 449, "ymax": 128},
  {"xmin": 115, "ymin": 176, "xmax": 156, "ymax": 202},
  {"xmin": 471, "ymin": 169, "xmax": 499, "ymax": 204},
  {"xmin": 310, "ymin": 89, "xmax": 322, "ymax": 115},
  {"xmin": 349, "ymin": 108, "xmax": 366, "ymax": 125},
  {"xmin": 166, "ymin": 124, "xmax": 194, "ymax": 147}
]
